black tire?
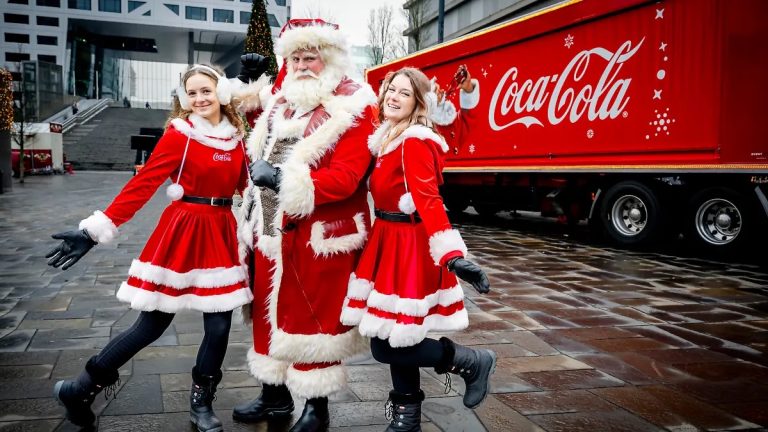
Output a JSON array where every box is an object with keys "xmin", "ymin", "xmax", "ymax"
[
  {"xmin": 599, "ymin": 180, "xmax": 662, "ymax": 246},
  {"xmin": 686, "ymin": 187, "xmax": 753, "ymax": 251},
  {"xmin": 443, "ymin": 194, "xmax": 469, "ymax": 214},
  {"xmin": 472, "ymin": 203, "xmax": 502, "ymax": 218}
]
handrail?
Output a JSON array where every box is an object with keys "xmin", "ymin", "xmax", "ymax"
[{"xmin": 62, "ymin": 98, "xmax": 112, "ymax": 133}]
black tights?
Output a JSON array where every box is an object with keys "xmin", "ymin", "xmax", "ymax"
[
  {"xmin": 370, "ymin": 337, "xmax": 445, "ymax": 394},
  {"xmin": 92, "ymin": 310, "xmax": 232, "ymax": 376}
]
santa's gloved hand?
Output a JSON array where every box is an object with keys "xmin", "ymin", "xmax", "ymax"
[
  {"xmin": 46, "ymin": 229, "xmax": 97, "ymax": 270},
  {"xmin": 249, "ymin": 159, "xmax": 281, "ymax": 192},
  {"xmin": 238, "ymin": 53, "xmax": 269, "ymax": 83},
  {"xmin": 447, "ymin": 257, "xmax": 490, "ymax": 294}
]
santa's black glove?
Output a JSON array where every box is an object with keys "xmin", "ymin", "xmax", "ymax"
[
  {"xmin": 238, "ymin": 53, "xmax": 269, "ymax": 83},
  {"xmin": 447, "ymin": 257, "xmax": 490, "ymax": 294},
  {"xmin": 249, "ymin": 159, "xmax": 281, "ymax": 192},
  {"xmin": 45, "ymin": 229, "xmax": 97, "ymax": 270}
]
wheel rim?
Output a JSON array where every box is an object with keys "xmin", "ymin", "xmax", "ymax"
[
  {"xmin": 695, "ymin": 198, "xmax": 741, "ymax": 245},
  {"xmin": 610, "ymin": 194, "xmax": 647, "ymax": 237}
]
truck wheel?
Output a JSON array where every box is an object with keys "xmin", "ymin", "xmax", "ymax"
[
  {"xmin": 473, "ymin": 203, "xmax": 502, "ymax": 218},
  {"xmin": 443, "ymin": 195, "xmax": 469, "ymax": 213},
  {"xmin": 687, "ymin": 187, "xmax": 750, "ymax": 250},
  {"xmin": 600, "ymin": 181, "xmax": 662, "ymax": 246}
]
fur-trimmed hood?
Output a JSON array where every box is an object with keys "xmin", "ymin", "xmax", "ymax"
[{"xmin": 367, "ymin": 121, "xmax": 449, "ymax": 157}]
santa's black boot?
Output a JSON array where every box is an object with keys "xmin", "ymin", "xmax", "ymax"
[
  {"xmin": 53, "ymin": 357, "xmax": 119, "ymax": 429},
  {"xmin": 436, "ymin": 337, "xmax": 497, "ymax": 408},
  {"xmin": 384, "ymin": 390, "xmax": 424, "ymax": 432},
  {"xmin": 189, "ymin": 367, "xmax": 223, "ymax": 432},
  {"xmin": 232, "ymin": 383, "xmax": 294, "ymax": 423},
  {"xmin": 289, "ymin": 397, "xmax": 330, "ymax": 432}
]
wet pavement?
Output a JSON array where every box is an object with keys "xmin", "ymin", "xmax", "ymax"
[{"xmin": 1, "ymin": 172, "xmax": 767, "ymax": 432}]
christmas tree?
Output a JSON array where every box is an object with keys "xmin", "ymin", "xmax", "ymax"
[{"xmin": 244, "ymin": 0, "xmax": 278, "ymax": 80}]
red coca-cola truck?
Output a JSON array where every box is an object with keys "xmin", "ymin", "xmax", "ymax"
[{"xmin": 366, "ymin": 0, "xmax": 768, "ymax": 251}]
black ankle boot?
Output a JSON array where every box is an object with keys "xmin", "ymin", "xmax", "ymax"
[
  {"xmin": 53, "ymin": 357, "xmax": 119, "ymax": 428},
  {"xmin": 435, "ymin": 337, "xmax": 497, "ymax": 409},
  {"xmin": 289, "ymin": 397, "xmax": 329, "ymax": 432},
  {"xmin": 189, "ymin": 367, "xmax": 223, "ymax": 432},
  {"xmin": 384, "ymin": 390, "xmax": 424, "ymax": 432},
  {"xmin": 232, "ymin": 383, "xmax": 294, "ymax": 423}
]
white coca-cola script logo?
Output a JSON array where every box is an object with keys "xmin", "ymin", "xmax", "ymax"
[
  {"xmin": 212, "ymin": 152, "xmax": 232, "ymax": 162},
  {"xmin": 489, "ymin": 38, "xmax": 644, "ymax": 130}
]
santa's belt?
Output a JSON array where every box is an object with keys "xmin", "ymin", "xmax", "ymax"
[
  {"xmin": 181, "ymin": 195, "xmax": 233, "ymax": 207},
  {"xmin": 374, "ymin": 209, "xmax": 422, "ymax": 223}
]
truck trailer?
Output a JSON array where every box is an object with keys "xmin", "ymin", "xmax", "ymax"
[{"xmin": 366, "ymin": 0, "xmax": 768, "ymax": 252}]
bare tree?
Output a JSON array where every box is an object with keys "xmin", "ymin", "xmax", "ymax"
[
  {"xmin": 298, "ymin": 3, "xmax": 336, "ymax": 23},
  {"xmin": 367, "ymin": 5, "xmax": 396, "ymax": 65},
  {"xmin": 402, "ymin": 0, "xmax": 431, "ymax": 53}
]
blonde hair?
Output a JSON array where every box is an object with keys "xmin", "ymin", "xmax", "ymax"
[
  {"xmin": 377, "ymin": 67, "xmax": 436, "ymax": 151},
  {"xmin": 165, "ymin": 64, "xmax": 245, "ymax": 136}
]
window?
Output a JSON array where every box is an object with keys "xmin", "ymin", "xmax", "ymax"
[
  {"xmin": 68, "ymin": 0, "xmax": 90, "ymax": 9},
  {"xmin": 275, "ymin": 0, "xmax": 285, "ymax": 5},
  {"xmin": 37, "ymin": 35, "xmax": 58, "ymax": 45},
  {"xmin": 185, "ymin": 6, "xmax": 206, "ymax": 21},
  {"xmin": 8, "ymin": 0, "xmax": 29, "ymax": 4},
  {"xmin": 6, "ymin": 52, "xmax": 30, "ymax": 62},
  {"xmin": 142, "ymin": 9, "xmax": 150, "ymax": 15},
  {"xmin": 37, "ymin": 16, "xmax": 59, "ymax": 26},
  {"xmin": 213, "ymin": 9, "xmax": 233, "ymax": 23},
  {"xmin": 5, "ymin": 33, "xmax": 30, "ymax": 43},
  {"xmin": 98, "ymin": 0, "xmax": 120, "ymax": 12},
  {"xmin": 4, "ymin": 13, "xmax": 29, "ymax": 24},
  {"xmin": 267, "ymin": 13, "xmax": 279, "ymax": 27},
  {"xmin": 128, "ymin": 0, "xmax": 144, "ymax": 12},
  {"xmin": 239, "ymin": 11, "xmax": 250, "ymax": 24},
  {"xmin": 36, "ymin": 0, "xmax": 61, "ymax": 6},
  {"xmin": 164, "ymin": 3, "xmax": 179, "ymax": 15},
  {"xmin": 39, "ymin": 54, "xmax": 57, "ymax": 63}
]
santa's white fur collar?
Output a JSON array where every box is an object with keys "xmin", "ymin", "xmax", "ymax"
[
  {"xmin": 368, "ymin": 121, "xmax": 448, "ymax": 156},
  {"xmin": 171, "ymin": 115, "xmax": 242, "ymax": 151}
]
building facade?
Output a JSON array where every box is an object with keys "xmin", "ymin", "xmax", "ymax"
[
  {"xmin": 403, "ymin": 0, "xmax": 560, "ymax": 52},
  {"xmin": 1, "ymin": 0, "xmax": 290, "ymax": 108}
]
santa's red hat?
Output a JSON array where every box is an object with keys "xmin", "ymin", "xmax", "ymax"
[{"xmin": 274, "ymin": 18, "xmax": 348, "ymax": 58}]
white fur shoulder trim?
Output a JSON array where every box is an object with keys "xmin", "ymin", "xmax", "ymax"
[
  {"xmin": 428, "ymin": 228, "xmax": 468, "ymax": 266},
  {"xmin": 370, "ymin": 123, "xmax": 449, "ymax": 156},
  {"xmin": 79, "ymin": 210, "xmax": 118, "ymax": 244},
  {"xmin": 460, "ymin": 79, "xmax": 480, "ymax": 109},
  {"xmin": 170, "ymin": 118, "xmax": 242, "ymax": 151}
]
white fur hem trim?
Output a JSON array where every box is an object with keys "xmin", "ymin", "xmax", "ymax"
[
  {"xmin": 232, "ymin": 75, "xmax": 272, "ymax": 113},
  {"xmin": 116, "ymin": 282, "xmax": 252, "ymax": 313},
  {"xmin": 460, "ymin": 79, "xmax": 480, "ymax": 110},
  {"xmin": 357, "ymin": 308, "xmax": 469, "ymax": 348},
  {"xmin": 429, "ymin": 229, "xmax": 468, "ymax": 266},
  {"xmin": 278, "ymin": 161, "xmax": 315, "ymax": 217},
  {"xmin": 340, "ymin": 299, "xmax": 365, "ymax": 326},
  {"xmin": 170, "ymin": 118, "xmax": 242, "ymax": 151},
  {"xmin": 345, "ymin": 273, "xmax": 373, "ymax": 300},
  {"xmin": 79, "ymin": 210, "xmax": 118, "ymax": 244},
  {"xmin": 247, "ymin": 348, "xmax": 288, "ymax": 385},
  {"xmin": 369, "ymin": 122, "xmax": 449, "ymax": 156},
  {"xmin": 366, "ymin": 283, "xmax": 464, "ymax": 317},
  {"xmin": 286, "ymin": 364, "xmax": 346, "ymax": 399},
  {"xmin": 270, "ymin": 327, "xmax": 369, "ymax": 364},
  {"xmin": 308, "ymin": 213, "xmax": 367, "ymax": 257},
  {"xmin": 128, "ymin": 260, "xmax": 247, "ymax": 289},
  {"xmin": 398, "ymin": 193, "xmax": 416, "ymax": 214}
]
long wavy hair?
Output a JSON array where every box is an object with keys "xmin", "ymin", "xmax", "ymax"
[
  {"xmin": 165, "ymin": 64, "xmax": 245, "ymax": 136},
  {"xmin": 377, "ymin": 67, "xmax": 435, "ymax": 151}
]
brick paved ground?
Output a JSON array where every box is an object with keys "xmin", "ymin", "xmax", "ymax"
[{"xmin": 1, "ymin": 172, "xmax": 767, "ymax": 432}]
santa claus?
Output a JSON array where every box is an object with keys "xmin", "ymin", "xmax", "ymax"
[{"xmin": 231, "ymin": 19, "xmax": 377, "ymax": 432}]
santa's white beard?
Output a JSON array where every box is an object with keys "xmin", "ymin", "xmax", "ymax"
[{"xmin": 282, "ymin": 64, "xmax": 344, "ymax": 111}]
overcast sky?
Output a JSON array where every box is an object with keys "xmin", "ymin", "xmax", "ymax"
[{"xmin": 289, "ymin": 0, "xmax": 408, "ymax": 46}]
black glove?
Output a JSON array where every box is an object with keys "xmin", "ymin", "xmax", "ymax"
[
  {"xmin": 45, "ymin": 229, "xmax": 97, "ymax": 270},
  {"xmin": 249, "ymin": 159, "xmax": 281, "ymax": 192},
  {"xmin": 447, "ymin": 257, "xmax": 490, "ymax": 294},
  {"xmin": 237, "ymin": 53, "xmax": 269, "ymax": 83}
]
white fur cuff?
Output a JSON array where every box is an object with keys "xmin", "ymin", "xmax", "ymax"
[
  {"xmin": 428, "ymin": 228, "xmax": 468, "ymax": 266},
  {"xmin": 286, "ymin": 364, "xmax": 346, "ymax": 399},
  {"xmin": 278, "ymin": 162, "xmax": 315, "ymax": 217},
  {"xmin": 247, "ymin": 348, "xmax": 289, "ymax": 385},
  {"xmin": 430, "ymin": 94, "xmax": 458, "ymax": 126},
  {"xmin": 460, "ymin": 79, "xmax": 480, "ymax": 109},
  {"xmin": 232, "ymin": 74, "xmax": 272, "ymax": 113},
  {"xmin": 79, "ymin": 210, "xmax": 118, "ymax": 244}
]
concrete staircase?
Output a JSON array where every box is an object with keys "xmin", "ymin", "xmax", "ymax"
[{"xmin": 63, "ymin": 107, "xmax": 169, "ymax": 171}]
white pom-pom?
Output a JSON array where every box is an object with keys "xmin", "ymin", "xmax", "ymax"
[
  {"xmin": 166, "ymin": 183, "xmax": 184, "ymax": 201},
  {"xmin": 398, "ymin": 192, "xmax": 416, "ymax": 214}
]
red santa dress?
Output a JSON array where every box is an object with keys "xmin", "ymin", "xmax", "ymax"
[
  {"xmin": 78, "ymin": 114, "xmax": 253, "ymax": 313},
  {"xmin": 341, "ymin": 122, "xmax": 470, "ymax": 348}
]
